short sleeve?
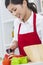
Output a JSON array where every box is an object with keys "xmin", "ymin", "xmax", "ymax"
[
  {"xmin": 13, "ymin": 18, "xmax": 20, "ymax": 41},
  {"xmin": 36, "ymin": 14, "xmax": 43, "ymax": 43}
]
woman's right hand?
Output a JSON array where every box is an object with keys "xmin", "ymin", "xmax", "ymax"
[
  {"xmin": 6, "ymin": 41, "xmax": 18, "ymax": 57},
  {"xmin": 6, "ymin": 40, "xmax": 18, "ymax": 53},
  {"xmin": 6, "ymin": 47, "xmax": 16, "ymax": 59},
  {"xmin": 8, "ymin": 52, "xmax": 15, "ymax": 59},
  {"xmin": 6, "ymin": 48, "xmax": 14, "ymax": 54}
]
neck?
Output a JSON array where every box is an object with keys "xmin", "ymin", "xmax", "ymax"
[{"xmin": 23, "ymin": 8, "xmax": 32, "ymax": 22}]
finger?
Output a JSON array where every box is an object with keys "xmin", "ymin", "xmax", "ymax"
[{"xmin": 8, "ymin": 55, "xmax": 14, "ymax": 59}]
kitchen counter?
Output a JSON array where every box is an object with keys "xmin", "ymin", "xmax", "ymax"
[
  {"xmin": 21, "ymin": 62, "xmax": 43, "ymax": 65},
  {"xmin": 0, "ymin": 61, "xmax": 2, "ymax": 65},
  {"xmin": 20, "ymin": 62, "xmax": 43, "ymax": 65},
  {"xmin": 0, "ymin": 61, "xmax": 43, "ymax": 65}
]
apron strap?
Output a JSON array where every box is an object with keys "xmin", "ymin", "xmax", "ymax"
[
  {"xmin": 18, "ymin": 13, "xmax": 37, "ymax": 34},
  {"xmin": 18, "ymin": 23, "xmax": 21, "ymax": 35},
  {"xmin": 33, "ymin": 13, "xmax": 37, "ymax": 32}
]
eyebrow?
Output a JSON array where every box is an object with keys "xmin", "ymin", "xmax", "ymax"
[
  {"xmin": 9, "ymin": 8, "xmax": 14, "ymax": 12},
  {"xmin": 9, "ymin": 10, "xmax": 12, "ymax": 13},
  {"xmin": 11, "ymin": 8, "xmax": 14, "ymax": 10}
]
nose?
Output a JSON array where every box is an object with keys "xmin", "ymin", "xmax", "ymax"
[
  {"xmin": 12, "ymin": 11, "xmax": 17, "ymax": 17},
  {"xmin": 12, "ymin": 11, "xmax": 20, "ymax": 18}
]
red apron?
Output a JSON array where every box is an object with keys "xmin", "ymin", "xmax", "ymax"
[{"xmin": 18, "ymin": 13, "xmax": 41, "ymax": 56}]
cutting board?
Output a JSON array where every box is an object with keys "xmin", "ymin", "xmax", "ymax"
[{"xmin": 23, "ymin": 44, "xmax": 43, "ymax": 62}]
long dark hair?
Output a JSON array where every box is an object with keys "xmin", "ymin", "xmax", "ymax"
[{"xmin": 5, "ymin": 0, "xmax": 37, "ymax": 13}]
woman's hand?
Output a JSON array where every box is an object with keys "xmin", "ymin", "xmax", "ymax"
[
  {"xmin": 6, "ymin": 41, "xmax": 18, "ymax": 54},
  {"xmin": 8, "ymin": 52, "xmax": 14, "ymax": 59},
  {"xmin": 6, "ymin": 48, "xmax": 14, "ymax": 54}
]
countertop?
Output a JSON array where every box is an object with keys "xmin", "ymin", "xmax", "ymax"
[
  {"xmin": 20, "ymin": 62, "xmax": 43, "ymax": 65},
  {"xmin": 0, "ymin": 61, "xmax": 43, "ymax": 65}
]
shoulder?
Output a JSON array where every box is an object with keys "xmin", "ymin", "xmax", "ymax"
[
  {"xmin": 36, "ymin": 13, "xmax": 43, "ymax": 19},
  {"xmin": 36, "ymin": 13, "xmax": 43, "ymax": 25},
  {"xmin": 35, "ymin": 13, "xmax": 43, "ymax": 32},
  {"xmin": 14, "ymin": 17, "xmax": 21, "ymax": 29},
  {"xmin": 14, "ymin": 17, "xmax": 21, "ymax": 26}
]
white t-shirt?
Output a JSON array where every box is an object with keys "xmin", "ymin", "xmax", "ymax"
[{"xmin": 13, "ymin": 12, "xmax": 43, "ymax": 43}]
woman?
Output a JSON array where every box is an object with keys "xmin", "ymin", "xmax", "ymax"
[{"xmin": 5, "ymin": 0, "xmax": 43, "ymax": 56}]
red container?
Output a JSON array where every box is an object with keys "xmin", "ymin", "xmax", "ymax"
[{"xmin": 2, "ymin": 54, "xmax": 10, "ymax": 65}]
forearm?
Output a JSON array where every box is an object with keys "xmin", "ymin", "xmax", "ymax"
[{"xmin": 10, "ymin": 41, "xmax": 18, "ymax": 50}]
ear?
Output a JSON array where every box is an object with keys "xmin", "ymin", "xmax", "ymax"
[{"xmin": 23, "ymin": 0, "xmax": 27, "ymax": 6}]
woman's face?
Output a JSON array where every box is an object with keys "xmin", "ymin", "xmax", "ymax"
[{"xmin": 7, "ymin": 1, "xmax": 27, "ymax": 20}]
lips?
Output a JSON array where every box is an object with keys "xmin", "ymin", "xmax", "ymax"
[
  {"xmin": 16, "ymin": 14, "xmax": 22, "ymax": 20},
  {"xmin": 17, "ymin": 14, "xmax": 21, "ymax": 18},
  {"xmin": 18, "ymin": 15, "xmax": 21, "ymax": 18}
]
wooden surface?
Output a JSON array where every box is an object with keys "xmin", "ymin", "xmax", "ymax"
[{"xmin": 24, "ymin": 44, "xmax": 43, "ymax": 62}]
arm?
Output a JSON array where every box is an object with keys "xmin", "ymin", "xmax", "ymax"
[
  {"xmin": 6, "ymin": 18, "xmax": 20, "ymax": 54},
  {"xmin": 6, "ymin": 41, "xmax": 18, "ymax": 58},
  {"xmin": 9, "ymin": 40, "xmax": 18, "ymax": 50},
  {"xmin": 6, "ymin": 40, "xmax": 18, "ymax": 54},
  {"xmin": 7, "ymin": 18, "xmax": 20, "ymax": 56}
]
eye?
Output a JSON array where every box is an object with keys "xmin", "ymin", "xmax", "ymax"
[
  {"xmin": 13, "ymin": 8, "xmax": 17, "ymax": 11},
  {"xmin": 9, "ymin": 10, "xmax": 13, "ymax": 13},
  {"xmin": 10, "ymin": 11, "xmax": 13, "ymax": 13}
]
